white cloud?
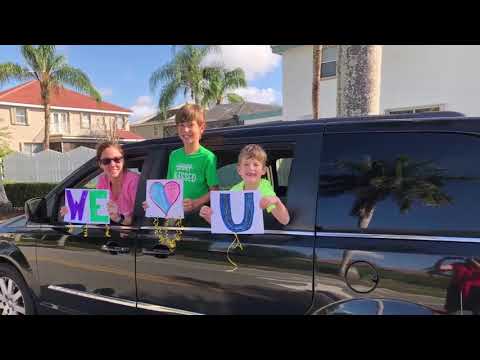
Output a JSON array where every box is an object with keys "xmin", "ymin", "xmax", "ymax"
[
  {"xmin": 202, "ymin": 45, "xmax": 281, "ymax": 81},
  {"xmin": 233, "ymin": 87, "xmax": 281, "ymax": 105},
  {"xmin": 129, "ymin": 96, "xmax": 157, "ymax": 123},
  {"xmin": 99, "ymin": 88, "xmax": 113, "ymax": 97}
]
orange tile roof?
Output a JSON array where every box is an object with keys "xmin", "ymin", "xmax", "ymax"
[
  {"xmin": 117, "ymin": 129, "xmax": 144, "ymax": 140},
  {"xmin": 0, "ymin": 80, "xmax": 132, "ymax": 114}
]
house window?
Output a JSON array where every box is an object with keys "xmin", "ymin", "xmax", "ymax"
[
  {"xmin": 50, "ymin": 112, "xmax": 69, "ymax": 134},
  {"xmin": 116, "ymin": 116, "xmax": 124, "ymax": 130},
  {"xmin": 15, "ymin": 108, "xmax": 28, "ymax": 125},
  {"xmin": 81, "ymin": 113, "xmax": 91, "ymax": 129},
  {"xmin": 385, "ymin": 105, "xmax": 443, "ymax": 115},
  {"xmin": 153, "ymin": 124, "xmax": 160, "ymax": 136},
  {"xmin": 23, "ymin": 143, "xmax": 43, "ymax": 154},
  {"xmin": 321, "ymin": 46, "xmax": 337, "ymax": 79}
]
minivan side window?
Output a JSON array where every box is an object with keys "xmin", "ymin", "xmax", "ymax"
[
  {"xmin": 317, "ymin": 133, "xmax": 480, "ymax": 234},
  {"xmin": 182, "ymin": 144, "xmax": 295, "ymax": 229},
  {"xmin": 56, "ymin": 158, "xmax": 144, "ymax": 224}
]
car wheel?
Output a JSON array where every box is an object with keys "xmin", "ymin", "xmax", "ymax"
[{"xmin": 0, "ymin": 264, "xmax": 35, "ymax": 315}]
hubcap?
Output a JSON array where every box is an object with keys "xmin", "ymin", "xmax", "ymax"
[{"xmin": 0, "ymin": 276, "xmax": 26, "ymax": 315}]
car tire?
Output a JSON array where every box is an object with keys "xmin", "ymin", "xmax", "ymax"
[{"xmin": 0, "ymin": 263, "xmax": 35, "ymax": 315}]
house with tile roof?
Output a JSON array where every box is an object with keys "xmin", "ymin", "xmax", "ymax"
[
  {"xmin": 0, "ymin": 80, "xmax": 143, "ymax": 153},
  {"xmin": 131, "ymin": 101, "xmax": 282, "ymax": 139}
]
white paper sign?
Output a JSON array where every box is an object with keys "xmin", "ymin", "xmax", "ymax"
[
  {"xmin": 210, "ymin": 190, "xmax": 264, "ymax": 234},
  {"xmin": 146, "ymin": 179, "xmax": 184, "ymax": 219},
  {"xmin": 64, "ymin": 188, "xmax": 110, "ymax": 224}
]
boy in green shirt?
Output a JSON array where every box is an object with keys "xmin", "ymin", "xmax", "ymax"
[
  {"xmin": 143, "ymin": 104, "xmax": 219, "ymax": 215},
  {"xmin": 167, "ymin": 104, "xmax": 219, "ymax": 213},
  {"xmin": 200, "ymin": 144, "xmax": 290, "ymax": 225}
]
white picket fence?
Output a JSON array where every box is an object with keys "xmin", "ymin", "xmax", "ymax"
[{"xmin": 3, "ymin": 146, "xmax": 96, "ymax": 183}]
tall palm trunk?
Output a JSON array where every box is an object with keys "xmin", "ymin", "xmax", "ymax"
[
  {"xmin": 312, "ymin": 45, "xmax": 323, "ymax": 120},
  {"xmin": 336, "ymin": 45, "xmax": 383, "ymax": 116},
  {"xmin": 43, "ymin": 102, "xmax": 51, "ymax": 150},
  {"xmin": 337, "ymin": 45, "xmax": 383, "ymax": 276},
  {"xmin": 0, "ymin": 179, "xmax": 12, "ymax": 213}
]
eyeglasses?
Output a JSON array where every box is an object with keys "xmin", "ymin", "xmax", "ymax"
[{"xmin": 100, "ymin": 157, "xmax": 123, "ymax": 165}]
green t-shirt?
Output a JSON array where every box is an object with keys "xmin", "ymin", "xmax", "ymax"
[
  {"xmin": 167, "ymin": 145, "xmax": 219, "ymax": 200},
  {"xmin": 230, "ymin": 178, "xmax": 276, "ymax": 213}
]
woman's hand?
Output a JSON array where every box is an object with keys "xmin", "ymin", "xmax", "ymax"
[
  {"xmin": 199, "ymin": 206, "xmax": 212, "ymax": 224},
  {"xmin": 59, "ymin": 206, "xmax": 69, "ymax": 217},
  {"xmin": 107, "ymin": 201, "xmax": 121, "ymax": 222}
]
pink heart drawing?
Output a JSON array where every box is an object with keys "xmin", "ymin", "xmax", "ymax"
[{"xmin": 164, "ymin": 181, "xmax": 181, "ymax": 207}]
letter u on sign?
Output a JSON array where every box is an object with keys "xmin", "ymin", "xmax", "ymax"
[
  {"xmin": 210, "ymin": 191, "xmax": 264, "ymax": 234},
  {"xmin": 64, "ymin": 189, "xmax": 110, "ymax": 224}
]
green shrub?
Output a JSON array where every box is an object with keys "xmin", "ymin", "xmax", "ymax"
[{"xmin": 5, "ymin": 182, "xmax": 58, "ymax": 208}]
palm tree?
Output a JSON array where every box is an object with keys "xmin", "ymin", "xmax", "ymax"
[
  {"xmin": 150, "ymin": 45, "xmax": 219, "ymax": 114},
  {"xmin": 320, "ymin": 155, "xmax": 473, "ymax": 274},
  {"xmin": 312, "ymin": 45, "xmax": 323, "ymax": 120},
  {"xmin": 0, "ymin": 45, "xmax": 101, "ymax": 150},
  {"xmin": 333, "ymin": 45, "xmax": 383, "ymax": 275},
  {"xmin": 336, "ymin": 45, "xmax": 383, "ymax": 117},
  {"xmin": 201, "ymin": 67, "xmax": 247, "ymax": 108}
]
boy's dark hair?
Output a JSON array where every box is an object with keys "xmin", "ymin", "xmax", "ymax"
[{"xmin": 175, "ymin": 104, "xmax": 206, "ymax": 127}]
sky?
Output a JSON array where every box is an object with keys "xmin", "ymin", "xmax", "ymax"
[{"xmin": 0, "ymin": 45, "xmax": 283, "ymax": 123}]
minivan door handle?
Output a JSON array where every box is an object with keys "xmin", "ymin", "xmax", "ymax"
[
  {"xmin": 142, "ymin": 248, "xmax": 172, "ymax": 258},
  {"xmin": 101, "ymin": 242, "xmax": 130, "ymax": 255}
]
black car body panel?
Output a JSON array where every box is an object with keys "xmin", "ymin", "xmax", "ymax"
[{"xmin": 0, "ymin": 112, "xmax": 479, "ymax": 314}]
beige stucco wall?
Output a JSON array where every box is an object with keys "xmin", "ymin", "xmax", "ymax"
[
  {"xmin": 0, "ymin": 105, "xmax": 129, "ymax": 152},
  {"xmin": 130, "ymin": 123, "xmax": 163, "ymax": 139},
  {"xmin": 281, "ymin": 45, "xmax": 480, "ymax": 120}
]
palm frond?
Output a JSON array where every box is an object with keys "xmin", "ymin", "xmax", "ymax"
[
  {"xmin": 224, "ymin": 68, "xmax": 247, "ymax": 90},
  {"xmin": 0, "ymin": 63, "xmax": 34, "ymax": 86},
  {"xmin": 158, "ymin": 79, "xmax": 181, "ymax": 112},
  {"xmin": 20, "ymin": 45, "xmax": 40, "ymax": 72},
  {"xmin": 52, "ymin": 66, "xmax": 101, "ymax": 101},
  {"xmin": 226, "ymin": 93, "xmax": 244, "ymax": 104}
]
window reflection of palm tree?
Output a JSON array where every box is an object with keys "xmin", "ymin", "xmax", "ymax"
[{"xmin": 319, "ymin": 155, "xmax": 470, "ymax": 276}]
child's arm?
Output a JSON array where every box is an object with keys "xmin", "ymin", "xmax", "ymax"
[
  {"xmin": 260, "ymin": 196, "xmax": 290, "ymax": 225},
  {"xmin": 184, "ymin": 185, "xmax": 219, "ymax": 212}
]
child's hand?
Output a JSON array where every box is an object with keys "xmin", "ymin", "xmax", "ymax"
[
  {"xmin": 184, "ymin": 199, "xmax": 195, "ymax": 212},
  {"xmin": 59, "ymin": 206, "xmax": 69, "ymax": 217},
  {"xmin": 199, "ymin": 206, "xmax": 212, "ymax": 224},
  {"xmin": 260, "ymin": 196, "xmax": 279, "ymax": 210},
  {"xmin": 142, "ymin": 201, "xmax": 149, "ymax": 211}
]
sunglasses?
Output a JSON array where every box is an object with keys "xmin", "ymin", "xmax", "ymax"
[{"xmin": 100, "ymin": 157, "xmax": 123, "ymax": 165}]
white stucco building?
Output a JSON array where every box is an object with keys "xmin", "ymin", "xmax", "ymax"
[{"xmin": 271, "ymin": 45, "xmax": 480, "ymax": 121}]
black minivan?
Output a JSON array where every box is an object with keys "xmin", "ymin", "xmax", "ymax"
[{"xmin": 1, "ymin": 111, "xmax": 479, "ymax": 315}]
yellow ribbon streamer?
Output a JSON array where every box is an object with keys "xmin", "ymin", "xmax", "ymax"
[
  {"xmin": 153, "ymin": 217, "xmax": 183, "ymax": 250},
  {"xmin": 104, "ymin": 224, "xmax": 111, "ymax": 238},
  {"xmin": 226, "ymin": 233, "xmax": 244, "ymax": 272}
]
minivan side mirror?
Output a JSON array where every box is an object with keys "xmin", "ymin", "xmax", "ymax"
[{"xmin": 25, "ymin": 197, "xmax": 48, "ymax": 223}]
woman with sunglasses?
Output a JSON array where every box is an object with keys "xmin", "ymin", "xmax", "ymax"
[{"xmin": 60, "ymin": 141, "xmax": 140, "ymax": 226}]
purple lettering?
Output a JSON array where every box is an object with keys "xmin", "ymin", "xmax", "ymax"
[{"xmin": 66, "ymin": 190, "xmax": 88, "ymax": 221}]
